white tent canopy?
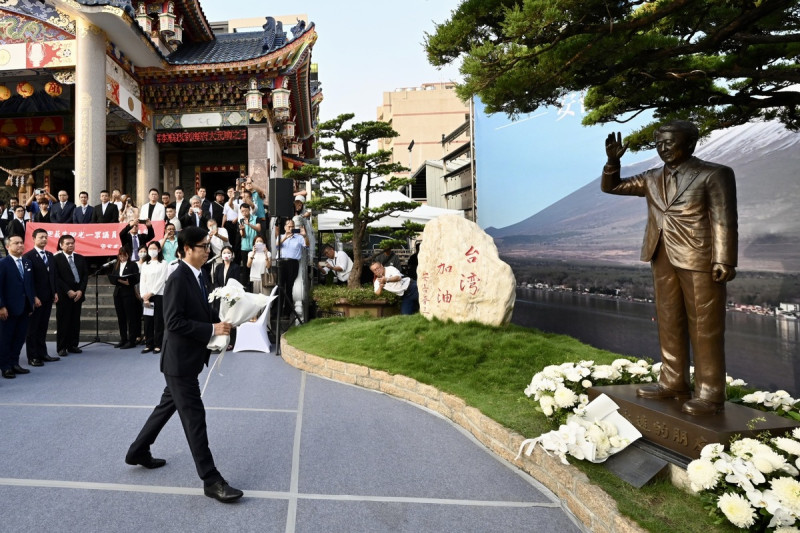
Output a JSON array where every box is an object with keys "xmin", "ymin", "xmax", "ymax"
[{"xmin": 316, "ymin": 189, "xmax": 464, "ymax": 231}]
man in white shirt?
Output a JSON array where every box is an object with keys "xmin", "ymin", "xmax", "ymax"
[
  {"xmin": 370, "ymin": 261, "xmax": 419, "ymax": 315},
  {"xmin": 165, "ymin": 204, "xmax": 182, "ymax": 232},
  {"xmin": 318, "ymin": 244, "xmax": 352, "ymax": 285}
]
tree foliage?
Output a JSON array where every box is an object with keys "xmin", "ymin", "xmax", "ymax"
[
  {"xmin": 426, "ymin": 0, "xmax": 800, "ymax": 149},
  {"xmin": 287, "ymin": 114, "xmax": 418, "ymax": 288}
]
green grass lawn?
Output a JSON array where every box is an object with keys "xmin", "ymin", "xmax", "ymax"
[{"xmin": 285, "ymin": 315, "xmax": 739, "ymax": 533}]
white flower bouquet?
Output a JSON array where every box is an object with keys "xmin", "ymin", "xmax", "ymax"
[
  {"xmin": 688, "ymin": 429, "xmax": 800, "ymax": 531},
  {"xmin": 516, "ymin": 394, "xmax": 641, "ymax": 465},
  {"xmin": 207, "ymin": 279, "xmax": 269, "ymax": 351},
  {"xmin": 523, "ymin": 358, "xmax": 658, "ymax": 424}
]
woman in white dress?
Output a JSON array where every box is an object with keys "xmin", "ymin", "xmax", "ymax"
[
  {"xmin": 139, "ymin": 241, "xmax": 168, "ymax": 354},
  {"xmin": 247, "ymin": 235, "xmax": 272, "ymax": 294}
]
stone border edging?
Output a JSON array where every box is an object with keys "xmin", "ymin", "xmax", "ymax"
[{"xmin": 281, "ymin": 338, "xmax": 645, "ymax": 533}]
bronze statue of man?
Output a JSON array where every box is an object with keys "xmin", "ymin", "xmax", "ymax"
[{"xmin": 602, "ymin": 120, "xmax": 738, "ymax": 416}]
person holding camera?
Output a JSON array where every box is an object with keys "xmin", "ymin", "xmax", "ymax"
[
  {"xmin": 180, "ymin": 196, "xmax": 208, "ymax": 229},
  {"xmin": 276, "ymin": 219, "xmax": 308, "ymax": 316},
  {"xmin": 318, "ymin": 244, "xmax": 352, "ymax": 285},
  {"xmin": 237, "ymin": 203, "xmax": 260, "ymax": 289},
  {"xmin": 26, "ymin": 188, "xmax": 55, "ymax": 219},
  {"xmin": 242, "ymin": 175, "xmax": 267, "ymax": 239}
]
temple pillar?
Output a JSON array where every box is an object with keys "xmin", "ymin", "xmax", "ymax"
[
  {"xmin": 163, "ymin": 152, "xmax": 179, "ymax": 193},
  {"xmin": 248, "ymin": 123, "xmax": 270, "ymax": 198},
  {"xmin": 136, "ymin": 128, "xmax": 159, "ymax": 205},
  {"xmin": 74, "ymin": 18, "xmax": 107, "ymax": 202}
]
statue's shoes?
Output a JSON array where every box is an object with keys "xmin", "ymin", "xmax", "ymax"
[
  {"xmin": 636, "ymin": 384, "xmax": 692, "ymax": 400},
  {"xmin": 681, "ymin": 398, "xmax": 724, "ymax": 416}
]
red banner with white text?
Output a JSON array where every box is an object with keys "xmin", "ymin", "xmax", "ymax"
[{"xmin": 23, "ymin": 221, "xmax": 166, "ymax": 256}]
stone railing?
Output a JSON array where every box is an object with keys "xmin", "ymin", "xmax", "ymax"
[{"xmin": 281, "ymin": 339, "xmax": 646, "ymax": 533}]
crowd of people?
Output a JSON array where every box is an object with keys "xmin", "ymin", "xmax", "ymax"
[
  {"xmin": 0, "ymin": 174, "xmax": 423, "ymax": 380},
  {"xmin": 0, "ymin": 176, "xmax": 316, "ymax": 374}
]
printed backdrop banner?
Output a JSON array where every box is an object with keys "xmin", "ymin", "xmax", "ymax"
[{"xmin": 23, "ymin": 221, "xmax": 166, "ymax": 257}]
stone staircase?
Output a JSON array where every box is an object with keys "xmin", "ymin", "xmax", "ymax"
[{"xmin": 46, "ymin": 278, "xmax": 120, "ymax": 343}]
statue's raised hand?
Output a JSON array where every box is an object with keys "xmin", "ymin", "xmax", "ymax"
[{"xmin": 605, "ymin": 132, "xmax": 628, "ymax": 164}]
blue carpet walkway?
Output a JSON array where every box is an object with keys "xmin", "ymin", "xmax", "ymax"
[{"xmin": 0, "ymin": 343, "xmax": 583, "ymax": 532}]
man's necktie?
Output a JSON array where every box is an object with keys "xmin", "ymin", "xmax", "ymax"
[
  {"xmin": 82, "ymin": 206, "xmax": 86, "ymax": 215},
  {"xmin": 132, "ymin": 235, "xmax": 139, "ymax": 260},
  {"xmin": 198, "ymin": 272, "xmax": 207, "ymax": 300},
  {"xmin": 40, "ymin": 251, "xmax": 48, "ymax": 265},
  {"xmin": 16, "ymin": 258, "xmax": 23, "ymax": 277},
  {"xmin": 68, "ymin": 255, "xmax": 80, "ymax": 283}
]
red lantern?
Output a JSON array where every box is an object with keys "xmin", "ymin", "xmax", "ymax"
[
  {"xmin": 15, "ymin": 135, "xmax": 29, "ymax": 147},
  {"xmin": 44, "ymin": 81, "xmax": 62, "ymax": 98},
  {"xmin": 0, "ymin": 137, "xmax": 9, "ymax": 147},
  {"xmin": 55, "ymin": 133, "xmax": 70, "ymax": 145},
  {"xmin": 36, "ymin": 135, "xmax": 50, "ymax": 146},
  {"xmin": 0, "ymin": 86, "xmax": 10, "ymax": 101},
  {"xmin": 16, "ymin": 82, "xmax": 34, "ymax": 98}
]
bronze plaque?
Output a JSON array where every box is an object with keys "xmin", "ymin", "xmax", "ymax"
[{"xmin": 589, "ymin": 384, "xmax": 800, "ymax": 460}]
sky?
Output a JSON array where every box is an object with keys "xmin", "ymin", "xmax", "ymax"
[
  {"xmin": 198, "ymin": 1, "xmax": 654, "ymax": 230},
  {"xmin": 200, "ymin": 0, "xmax": 463, "ymax": 124}
]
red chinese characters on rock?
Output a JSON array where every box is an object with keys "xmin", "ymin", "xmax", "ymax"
[
  {"xmin": 420, "ymin": 271, "xmax": 432, "ymax": 311},
  {"xmin": 459, "ymin": 272, "xmax": 481, "ymax": 295}
]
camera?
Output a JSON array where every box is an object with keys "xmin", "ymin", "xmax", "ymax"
[
  {"xmin": 292, "ymin": 228, "xmax": 301, "ymax": 234},
  {"xmin": 35, "ymin": 188, "xmax": 45, "ymax": 195},
  {"xmin": 239, "ymin": 218, "xmax": 246, "ymax": 226}
]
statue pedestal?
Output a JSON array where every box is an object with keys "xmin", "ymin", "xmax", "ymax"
[{"xmin": 589, "ymin": 384, "xmax": 800, "ymax": 461}]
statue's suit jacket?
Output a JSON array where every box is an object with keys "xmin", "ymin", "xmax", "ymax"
[{"xmin": 602, "ymin": 156, "xmax": 738, "ymax": 271}]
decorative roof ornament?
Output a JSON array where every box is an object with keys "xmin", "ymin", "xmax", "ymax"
[
  {"xmin": 262, "ymin": 17, "xmax": 287, "ymax": 53},
  {"xmin": 290, "ymin": 19, "xmax": 306, "ymax": 39}
]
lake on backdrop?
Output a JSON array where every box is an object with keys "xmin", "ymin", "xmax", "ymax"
[{"xmin": 512, "ymin": 288, "xmax": 800, "ymax": 395}]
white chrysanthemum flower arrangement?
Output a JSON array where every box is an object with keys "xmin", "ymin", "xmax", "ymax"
[{"xmin": 689, "ymin": 429, "xmax": 800, "ymax": 531}]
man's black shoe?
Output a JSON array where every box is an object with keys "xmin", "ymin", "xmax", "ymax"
[
  {"xmin": 120, "ymin": 342, "xmax": 137, "ymax": 349},
  {"xmin": 12, "ymin": 365, "xmax": 30, "ymax": 374},
  {"xmin": 204, "ymin": 481, "xmax": 243, "ymax": 503},
  {"xmin": 57, "ymin": 349, "xmax": 68, "ymax": 357},
  {"xmin": 42, "ymin": 355, "xmax": 60, "ymax": 362},
  {"xmin": 67, "ymin": 347, "xmax": 82, "ymax": 354},
  {"xmin": 114, "ymin": 341, "xmax": 127, "ymax": 349},
  {"xmin": 125, "ymin": 454, "xmax": 166, "ymax": 469},
  {"xmin": 2, "ymin": 369, "xmax": 15, "ymax": 379},
  {"xmin": 28, "ymin": 359, "xmax": 44, "ymax": 367}
]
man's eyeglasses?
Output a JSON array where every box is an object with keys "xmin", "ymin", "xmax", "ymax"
[{"xmin": 192, "ymin": 243, "xmax": 211, "ymax": 251}]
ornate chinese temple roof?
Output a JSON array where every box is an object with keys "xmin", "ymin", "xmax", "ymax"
[{"xmin": 167, "ymin": 18, "xmax": 311, "ymax": 65}]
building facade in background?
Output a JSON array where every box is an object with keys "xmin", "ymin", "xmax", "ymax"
[
  {"xmin": 0, "ymin": 1, "xmax": 321, "ymax": 205},
  {"xmin": 377, "ymin": 82, "xmax": 474, "ymax": 221}
]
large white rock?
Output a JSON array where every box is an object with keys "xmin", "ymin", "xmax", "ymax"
[{"xmin": 417, "ymin": 215, "xmax": 515, "ymax": 326}]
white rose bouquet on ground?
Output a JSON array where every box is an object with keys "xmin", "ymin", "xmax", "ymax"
[
  {"xmin": 688, "ymin": 429, "xmax": 800, "ymax": 531},
  {"xmin": 207, "ymin": 278, "xmax": 269, "ymax": 352}
]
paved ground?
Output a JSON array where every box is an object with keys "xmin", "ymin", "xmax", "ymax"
[{"xmin": 0, "ymin": 342, "xmax": 584, "ymax": 532}]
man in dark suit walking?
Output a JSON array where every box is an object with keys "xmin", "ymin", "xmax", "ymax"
[
  {"xmin": 50, "ymin": 190, "xmax": 75, "ymax": 224},
  {"xmin": 72, "ymin": 191, "xmax": 94, "ymax": 224},
  {"xmin": 23, "ymin": 229, "xmax": 61, "ymax": 366},
  {"xmin": 602, "ymin": 120, "xmax": 738, "ymax": 416},
  {"xmin": 91, "ymin": 190, "xmax": 119, "ymax": 224},
  {"xmin": 53, "ymin": 234, "xmax": 88, "ymax": 357},
  {"xmin": 0, "ymin": 235, "xmax": 36, "ymax": 378},
  {"xmin": 126, "ymin": 226, "xmax": 241, "ymax": 503}
]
